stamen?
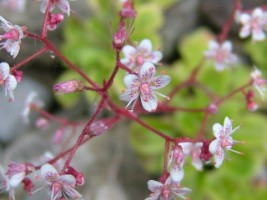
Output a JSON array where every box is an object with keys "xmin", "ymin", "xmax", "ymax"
[{"xmin": 154, "ymin": 91, "xmax": 170, "ymax": 100}]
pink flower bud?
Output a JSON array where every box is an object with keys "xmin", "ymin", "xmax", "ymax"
[
  {"xmin": 112, "ymin": 21, "xmax": 128, "ymax": 51},
  {"xmin": 35, "ymin": 117, "xmax": 49, "ymax": 129},
  {"xmin": 120, "ymin": 0, "xmax": 136, "ymax": 18},
  {"xmin": 53, "ymin": 80, "xmax": 84, "ymax": 94},
  {"xmin": 65, "ymin": 166, "xmax": 85, "ymax": 186},
  {"xmin": 11, "ymin": 70, "xmax": 23, "ymax": 82},
  {"xmin": 22, "ymin": 178, "xmax": 35, "ymax": 194},
  {"xmin": 207, "ymin": 103, "xmax": 218, "ymax": 114}
]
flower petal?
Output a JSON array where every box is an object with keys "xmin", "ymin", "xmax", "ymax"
[
  {"xmin": 58, "ymin": 174, "xmax": 76, "ymax": 187},
  {"xmin": 223, "ymin": 116, "xmax": 232, "ymax": 135},
  {"xmin": 221, "ymin": 41, "xmax": 232, "ymax": 52},
  {"xmin": 172, "ymin": 187, "xmax": 192, "ymax": 200},
  {"xmin": 252, "ymin": 29, "xmax": 265, "ymax": 41},
  {"xmin": 179, "ymin": 142, "xmax": 192, "ymax": 155},
  {"xmin": 140, "ymin": 92, "xmax": 158, "ymax": 112},
  {"xmin": 209, "ymin": 139, "xmax": 219, "ymax": 155},
  {"xmin": 64, "ymin": 186, "xmax": 83, "ymax": 199},
  {"xmin": 212, "ymin": 123, "xmax": 223, "ymax": 138},
  {"xmin": 123, "ymin": 74, "xmax": 140, "ymax": 89},
  {"xmin": 0, "ymin": 62, "xmax": 10, "ymax": 81},
  {"xmin": 40, "ymin": 0, "xmax": 49, "ymax": 13},
  {"xmin": 208, "ymin": 40, "xmax": 219, "ymax": 50},
  {"xmin": 214, "ymin": 147, "xmax": 225, "ymax": 168},
  {"xmin": 122, "ymin": 45, "xmax": 135, "ymax": 58},
  {"xmin": 58, "ymin": 0, "xmax": 70, "ymax": 16},
  {"xmin": 40, "ymin": 163, "xmax": 59, "ymax": 184},
  {"xmin": 137, "ymin": 39, "xmax": 152, "ymax": 55},
  {"xmin": 239, "ymin": 13, "xmax": 250, "ymax": 24},
  {"xmin": 192, "ymin": 157, "xmax": 203, "ymax": 171},
  {"xmin": 4, "ymin": 75, "xmax": 17, "ymax": 91},
  {"xmin": 139, "ymin": 62, "xmax": 155, "ymax": 81},
  {"xmin": 9, "ymin": 172, "xmax": 25, "ymax": 188},
  {"xmin": 170, "ymin": 164, "xmax": 184, "ymax": 183},
  {"xmin": 150, "ymin": 51, "xmax": 162, "ymax": 64},
  {"xmin": 239, "ymin": 25, "xmax": 251, "ymax": 38},
  {"xmin": 150, "ymin": 75, "xmax": 171, "ymax": 90},
  {"xmin": 147, "ymin": 180, "xmax": 163, "ymax": 192}
]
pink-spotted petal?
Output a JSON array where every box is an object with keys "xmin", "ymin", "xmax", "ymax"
[
  {"xmin": 214, "ymin": 148, "xmax": 225, "ymax": 168},
  {"xmin": 0, "ymin": 62, "xmax": 10, "ymax": 80},
  {"xmin": 122, "ymin": 45, "xmax": 135, "ymax": 58},
  {"xmin": 150, "ymin": 75, "xmax": 171, "ymax": 90},
  {"xmin": 3, "ymin": 39, "xmax": 20, "ymax": 58},
  {"xmin": 137, "ymin": 39, "xmax": 152, "ymax": 54},
  {"xmin": 64, "ymin": 186, "xmax": 83, "ymax": 199},
  {"xmin": 58, "ymin": 0, "xmax": 70, "ymax": 16},
  {"xmin": 212, "ymin": 123, "xmax": 223, "ymax": 138},
  {"xmin": 4, "ymin": 75, "xmax": 17, "ymax": 91},
  {"xmin": 123, "ymin": 74, "xmax": 140, "ymax": 88},
  {"xmin": 145, "ymin": 192, "xmax": 161, "ymax": 200},
  {"xmin": 9, "ymin": 172, "xmax": 25, "ymax": 188},
  {"xmin": 40, "ymin": 163, "xmax": 59, "ymax": 184},
  {"xmin": 150, "ymin": 51, "xmax": 162, "ymax": 64},
  {"xmin": 170, "ymin": 164, "xmax": 184, "ymax": 183},
  {"xmin": 147, "ymin": 180, "xmax": 163, "ymax": 192},
  {"xmin": 119, "ymin": 89, "xmax": 139, "ymax": 102},
  {"xmin": 58, "ymin": 174, "xmax": 76, "ymax": 187},
  {"xmin": 140, "ymin": 92, "xmax": 158, "ymax": 112},
  {"xmin": 209, "ymin": 139, "xmax": 219, "ymax": 155},
  {"xmin": 139, "ymin": 62, "xmax": 155, "ymax": 81}
]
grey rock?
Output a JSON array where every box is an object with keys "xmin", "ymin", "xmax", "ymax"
[
  {"xmin": 161, "ymin": 0, "xmax": 199, "ymax": 62},
  {"xmin": 0, "ymin": 76, "xmax": 51, "ymax": 142}
]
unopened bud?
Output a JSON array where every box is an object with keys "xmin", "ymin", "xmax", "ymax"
[
  {"xmin": 112, "ymin": 22, "xmax": 128, "ymax": 51},
  {"xmin": 53, "ymin": 80, "xmax": 84, "ymax": 94},
  {"xmin": 207, "ymin": 103, "xmax": 218, "ymax": 114}
]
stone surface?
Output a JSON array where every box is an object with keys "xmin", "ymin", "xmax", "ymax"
[
  {"xmin": 0, "ymin": 76, "xmax": 51, "ymax": 142},
  {"xmin": 161, "ymin": 0, "xmax": 199, "ymax": 62}
]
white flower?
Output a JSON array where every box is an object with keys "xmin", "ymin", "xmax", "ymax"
[
  {"xmin": 41, "ymin": 163, "xmax": 83, "ymax": 200},
  {"xmin": 209, "ymin": 117, "xmax": 240, "ymax": 168},
  {"xmin": 121, "ymin": 39, "xmax": 162, "ymax": 71},
  {"xmin": 0, "ymin": 62, "xmax": 17, "ymax": 101},
  {"xmin": 145, "ymin": 177, "xmax": 191, "ymax": 200},
  {"xmin": 0, "ymin": 16, "xmax": 24, "ymax": 58},
  {"xmin": 40, "ymin": 0, "xmax": 70, "ymax": 16},
  {"xmin": 238, "ymin": 8, "xmax": 267, "ymax": 41},
  {"xmin": 250, "ymin": 67, "xmax": 266, "ymax": 99},
  {"xmin": 204, "ymin": 40, "xmax": 238, "ymax": 71},
  {"xmin": 120, "ymin": 62, "xmax": 171, "ymax": 112},
  {"xmin": 180, "ymin": 142, "xmax": 203, "ymax": 171}
]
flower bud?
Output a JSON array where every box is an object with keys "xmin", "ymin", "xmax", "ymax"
[{"xmin": 53, "ymin": 80, "xmax": 84, "ymax": 94}]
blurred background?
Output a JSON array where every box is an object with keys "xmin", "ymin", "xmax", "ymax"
[{"xmin": 0, "ymin": 0, "xmax": 267, "ymax": 199}]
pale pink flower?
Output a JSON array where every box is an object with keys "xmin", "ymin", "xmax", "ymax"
[
  {"xmin": 209, "ymin": 116, "xmax": 241, "ymax": 168},
  {"xmin": 47, "ymin": 13, "xmax": 64, "ymax": 31},
  {"xmin": 250, "ymin": 67, "xmax": 266, "ymax": 99},
  {"xmin": 146, "ymin": 177, "xmax": 191, "ymax": 200},
  {"xmin": 204, "ymin": 40, "xmax": 238, "ymax": 71},
  {"xmin": 1, "ymin": 0, "xmax": 26, "ymax": 12},
  {"xmin": 0, "ymin": 16, "xmax": 24, "ymax": 58},
  {"xmin": 0, "ymin": 163, "xmax": 28, "ymax": 200},
  {"xmin": 168, "ymin": 144, "xmax": 185, "ymax": 183},
  {"xmin": 238, "ymin": 8, "xmax": 267, "ymax": 41},
  {"xmin": 121, "ymin": 39, "xmax": 163, "ymax": 71},
  {"xmin": 40, "ymin": 163, "xmax": 83, "ymax": 200},
  {"xmin": 40, "ymin": 0, "xmax": 70, "ymax": 16},
  {"xmin": 180, "ymin": 142, "xmax": 203, "ymax": 171},
  {"xmin": 0, "ymin": 62, "xmax": 17, "ymax": 101},
  {"xmin": 120, "ymin": 62, "xmax": 171, "ymax": 112}
]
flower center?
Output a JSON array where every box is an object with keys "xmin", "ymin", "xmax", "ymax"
[{"xmin": 140, "ymin": 83, "xmax": 150, "ymax": 95}]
